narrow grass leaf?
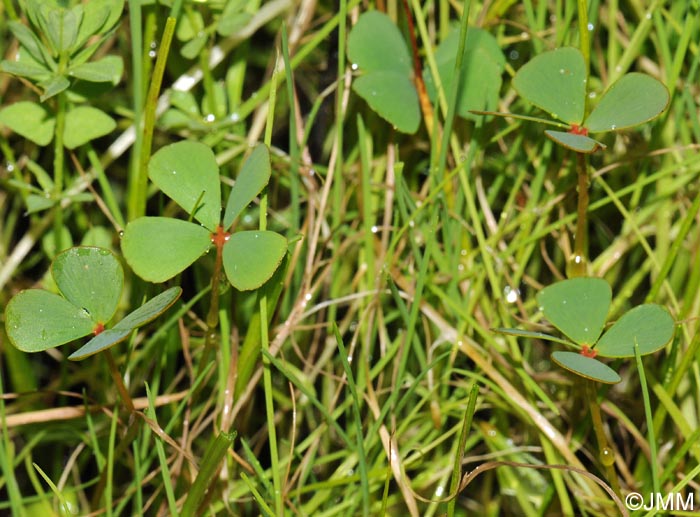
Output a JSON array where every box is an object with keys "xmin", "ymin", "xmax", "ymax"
[
  {"xmin": 223, "ymin": 144, "xmax": 271, "ymax": 229},
  {"xmin": 493, "ymin": 327, "xmax": 574, "ymax": 347},
  {"xmin": 334, "ymin": 324, "xmax": 370, "ymax": 517},
  {"xmin": 148, "ymin": 141, "xmax": 221, "ymax": 231},
  {"xmin": 181, "ymin": 431, "xmax": 236, "ymax": 515},
  {"xmin": 122, "ymin": 217, "xmax": 211, "ymax": 282},
  {"xmin": 550, "ymin": 351, "xmax": 621, "ymax": 384},
  {"xmin": 595, "ymin": 304, "xmax": 674, "ymax": 358}
]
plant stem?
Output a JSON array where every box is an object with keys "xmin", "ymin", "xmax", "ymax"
[
  {"xmin": 577, "ymin": 0, "xmax": 591, "ymax": 116},
  {"xmin": 587, "ymin": 380, "xmax": 621, "ymax": 496},
  {"xmin": 104, "ymin": 350, "xmax": 135, "ymax": 414},
  {"xmin": 569, "ymin": 153, "xmax": 589, "ymax": 277},
  {"xmin": 52, "ymin": 92, "xmax": 67, "ymax": 253}
]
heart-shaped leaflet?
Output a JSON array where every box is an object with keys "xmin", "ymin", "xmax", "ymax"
[{"xmin": 4, "ymin": 246, "xmax": 181, "ymax": 358}]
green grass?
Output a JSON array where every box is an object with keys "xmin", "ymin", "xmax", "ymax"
[{"xmin": 2, "ymin": 0, "xmax": 700, "ymax": 515}]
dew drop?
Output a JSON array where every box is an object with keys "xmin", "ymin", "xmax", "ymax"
[
  {"xmin": 587, "ymin": 22, "xmax": 594, "ymax": 31},
  {"xmin": 371, "ymin": 225, "xmax": 379, "ymax": 233},
  {"xmin": 509, "ymin": 49, "xmax": 519, "ymax": 60},
  {"xmin": 645, "ymin": 12, "xmax": 652, "ymax": 20},
  {"xmin": 171, "ymin": 170, "xmax": 177, "ymax": 175},
  {"xmin": 600, "ymin": 447, "xmax": 615, "ymax": 466},
  {"xmin": 588, "ymin": 92, "xmax": 597, "ymax": 99},
  {"xmin": 351, "ymin": 63, "xmax": 358, "ymax": 71},
  {"xmin": 205, "ymin": 113, "xmax": 215, "ymax": 122},
  {"xmin": 610, "ymin": 124, "xmax": 617, "ymax": 130},
  {"xmin": 230, "ymin": 112, "xmax": 240, "ymax": 123}
]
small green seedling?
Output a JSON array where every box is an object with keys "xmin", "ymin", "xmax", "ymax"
[
  {"xmin": 4, "ymin": 246, "xmax": 181, "ymax": 360},
  {"xmin": 121, "ymin": 141, "xmax": 286, "ymax": 290},
  {"xmin": 497, "ymin": 277, "xmax": 674, "ymax": 383},
  {"xmin": 475, "ymin": 47, "xmax": 669, "ymax": 153}
]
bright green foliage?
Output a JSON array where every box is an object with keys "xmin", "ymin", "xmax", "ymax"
[
  {"xmin": 63, "ymin": 106, "xmax": 117, "ymax": 149},
  {"xmin": 223, "ymin": 145, "xmax": 272, "ymax": 228},
  {"xmin": 551, "ymin": 351, "xmax": 621, "ymax": 384},
  {"xmin": 502, "ymin": 277, "xmax": 674, "ymax": 383},
  {"xmin": 122, "ymin": 141, "xmax": 287, "ymax": 290},
  {"xmin": 148, "ymin": 141, "xmax": 221, "ymax": 231},
  {"xmin": 222, "ymin": 232, "xmax": 288, "ymax": 291},
  {"xmin": 69, "ymin": 288, "xmax": 182, "ymax": 360},
  {"xmin": 0, "ymin": 101, "xmax": 54, "ymax": 145},
  {"xmin": 0, "ymin": 0, "xmax": 125, "ymax": 100},
  {"xmin": 537, "ymin": 277, "xmax": 611, "ymax": 346},
  {"xmin": 121, "ymin": 218, "xmax": 211, "ymax": 283},
  {"xmin": 510, "ymin": 47, "xmax": 669, "ymax": 153},
  {"xmin": 4, "ymin": 247, "xmax": 180, "ymax": 357},
  {"xmin": 584, "ymin": 73, "xmax": 671, "ymax": 132},
  {"xmin": 513, "ymin": 47, "xmax": 586, "ymax": 125},
  {"xmin": 423, "ymin": 28, "xmax": 506, "ymax": 121},
  {"xmin": 0, "ymin": 0, "xmax": 123, "ymax": 149},
  {"xmin": 347, "ymin": 11, "xmax": 420, "ymax": 134},
  {"xmin": 596, "ymin": 304, "xmax": 675, "ymax": 358}
]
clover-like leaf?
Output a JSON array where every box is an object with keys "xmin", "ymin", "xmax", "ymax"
[
  {"xmin": 544, "ymin": 130, "xmax": 604, "ymax": 153},
  {"xmin": 148, "ymin": 141, "xmax": 221, "ymax": 231},
  {"xmin": 121, "ymin": 217, "xmax": 211, "ymax": 283},
  {"xmin": 424, "ymin": 27, "xmax": 505, "ymax": 121},
  {"xmin": 0, "ymin": 101, "xmax": 55, "ymax": 146},
  {"xmin": 124, "ymin": 142, "xmax": 287, "ymax": 287},
  {"xmin": 223, "ymin": 144, "xmax": 272, "ymax": 229},
  {"xmin": 510, "ymin": 47, "xmax": 668, "ymax": 154},
  {"xmin": 595, "ymin": 304, "xmax": 674, "ymax": 358},
  {"xmin": 5, "ymin": 247, "xmax": 181, "ymax": 356},
  {"xmin": 63, "ymin": 106, "xmax": 116, "ymax": 149},
  {"xmin": 347, "ymin": 11, "xmax": 420, "ymax": 134},
  {"xmin": 5, "ymin": 247, "xmax": 122, "ymax": 352},
  {"xmin": 5, "ymin": 290, "xmax": 95, "ymax": 352},
  {"xmin": 513, "ymin": 47, "xmax": 586, "ymax": 125},
  {"xmin": 52, "ymin": 246, "xmax": 122, "ymax": 323},
  {"xmin": 69, "ymin": 287, "xmax": 182, "ymax": 360},
  {"xmin": 550, "ymin": 351, "xmax": 621, "ymax": 384},
  {"xmin": 222, "ymin": 231, "xmax": 287, "ymax": 291},
  {"xmin": 584, "ymin": 73, "xmax": 670, "ymax": 133},
  {"xmin": 537, "ymin": 277, "xmax": 611, "ymax": 346}
]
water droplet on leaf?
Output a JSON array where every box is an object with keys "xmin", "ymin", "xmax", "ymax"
[{"xmin": 600, "ymin": 447, "xmax": 615, "ymax": 466}]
